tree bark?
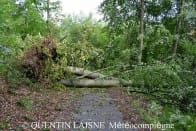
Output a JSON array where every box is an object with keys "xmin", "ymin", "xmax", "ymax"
[
  {"xmin": 138, "ymin": 0, "xmax": 144, "ymax": 64},
  {"xmin": 67, "ymin": 66, "xmax": 105, "ymax": 79},
  {"xmin": 46, "ymin": 0, "xmax": 51, "ymax": 32},
  {"xmin": 63, "ymin": 66, "xmax": 132, "ymax": 87},
  {"xmin": 172, "ymin": 0, "xmax": 183, "ymax": 56},
  {"xmin": 61, "ymin": 79, "xmax": 132, "ymax": 87}
]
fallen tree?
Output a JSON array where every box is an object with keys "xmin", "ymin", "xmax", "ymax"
[
  {"xmin": 21, "ymin": 35, "xmax": 57, "ymax": 80},
  {"xmin": 20, "ymin": 36, "xmax": 132, "ymax": 88},
  {"xmin": 67, "ymin": 66, "xmax": 105, "ymax": 79},
  {"xmin": 62, "ymin": 66, "xmax": 132, "ymax": 87},
  {"xmin": 61, "ymin": 79, "xmax": 132, "ymax": 87}
]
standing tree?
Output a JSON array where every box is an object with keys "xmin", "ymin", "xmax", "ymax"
[
  {"xmin": 42, "ymin": 0, "xmax": 62, "ymax": 32},
  {"xmin": 100, "ymin": 0, "xmax": 173, "ymax": 65},
  {"xmin": 172, "ymin": 0, "xmax": 184, "ymax": 56},
  {"xmin": 14, "ymin": 0, "xmax": 48, "ymax": 38},
  {"xmin": 138, "ymin": 0, "xmax": 144, "ymax": 64},
  {"xmin": 100, "ymin": 0, "xmax": 143, "ymax": 65},
  {"xmin": 23, "ymin": 0, "xmax": 62, "ymax": 33}
]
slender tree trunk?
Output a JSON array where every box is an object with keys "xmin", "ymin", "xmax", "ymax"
[
  {"xmin": 138, "ymin": 0, "xmax": 144, "ymax": 64},
  {"xmin": 172, "ymin": 0, "xmax": 183, "ymax": 56},
  {"xmin": 126, "ymin": 27, "xmax": 132, "ymax": 66},
  {"xmin": 172, "ymin": 21, "xmax": 181, "ymax": 56},
  {"xmin": 23, "ymin": 12, "xmax": 28, "ymax": 39},
  {"xmin": 21, "ymin": 2, "xmax": 28, "ymax": 39},
  {"xmin": 46, "ymin": 0, "xmax": 50, "ymax": 32},
  {"xmin": 47, "ymin": 0, "xmax": 50, "ymax": 21}
]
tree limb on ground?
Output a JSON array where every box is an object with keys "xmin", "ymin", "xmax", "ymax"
[
  {"xmin": 76, "ymin": 64, "xmax": 129, "ymax": 79},
  {"xmin": 61, "ymin": 79, "xmax": 132, "ymax": 87},
  {"xmin": 63, "ymin": 66, "xmax": 132, "ymax": 87},
  {"xmin": 67, "ymin": 66, "xmax": 105, "ymax": 79}
]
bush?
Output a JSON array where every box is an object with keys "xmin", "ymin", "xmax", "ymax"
[
  {"xmin": 128, "ymin": 62, "xmax": 195, "ymax": 112},
  {"xmin": 17, "ymin": 97, "xmax": 33, "ymax": 110},
  {"xmin": 46, "ymin": 39, "xmax": 104, "ymax": 87},
  {"xmin": 143, "ymin": 25, "xmax": 173, "ymax": 62},
  {"xmin": 131, "ymin": 62, "xmax": 182, "ymax": 88},
  {"xmin": 143, "ymin": 101, "xmax": 196, "ymax": 131},
  {"xmin": 0, "ymin": 35, "xmax": 27, "ymax": 85},
  {"xmin": 61, "ymin": 40, "xmax": 104, "ymax": 69},
  {"xmin": 0, "ymin": 35, "xmax": 24, "ymax": 73}
]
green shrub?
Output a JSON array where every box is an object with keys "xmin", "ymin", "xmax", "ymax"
[
  {"xmin": 17, "ymin": 97, "xmax": 33, "ymax": 110},
  {"xmin": 143, "ymin": 25, "xmax": 173, "ymax": 62},
  {"xmin": 0, "ymin": 35, "xmax": 27, "ymax": 85},
  {"xmin": 128, "ymin": 62, "xmax": 195, "ymax": 112},
  {"xmin": 61, "ymin": 40, "xmax": 104, "ymax": 68},
  {"xmin": 131, "ymin": 62, "xmax": 182, "ymax": 88},
  {"xmin": 145, "ymin": 102, "xmax": 196, "ymax": 131},
  {"xmin": 47, "ymin": 40, "xmax": 104, "ymax": 87},
  {"xmin": 0, "ymin": 121, "xmax": 10, "ymax": 130}
]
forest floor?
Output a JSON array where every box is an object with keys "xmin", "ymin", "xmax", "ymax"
[{"xmin": 0, "ymin": 77, "xmax": 149, "ymax": 131}]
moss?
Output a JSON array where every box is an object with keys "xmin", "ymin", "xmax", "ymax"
[{"xmin": 0, "ymin": 121, "xmax": 10, "ymax": 129}]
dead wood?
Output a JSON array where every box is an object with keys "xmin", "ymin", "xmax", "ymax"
[
  {"xmin": 61, "ymin": 79, "xmax": 132, "ymax": 87},
  {"xmin": 65, "ymin": 66, "xmax": 132, "ymax": 87},
  {"xmin": 67, "ymin": 66, "xmax": 105, "ymax": 79}
]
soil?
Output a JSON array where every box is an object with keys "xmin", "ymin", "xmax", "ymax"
[
  {"xmin": 107, "ymin": 88, "xmax": 149, "ymax": 124},
  {"xmin": 0, "ymin": 77, "xmax": 76, "ymax": 131}
]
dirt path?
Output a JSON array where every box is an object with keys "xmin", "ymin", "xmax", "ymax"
[
  {"xmin": 1, "ymin": 76, "xmax": 144, "ymax": 130},
  {"xmin": 73, "ymin": 90, "xmax": 137, "ymax": 131}
]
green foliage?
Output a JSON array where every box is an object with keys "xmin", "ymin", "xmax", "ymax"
[
  {"xmin": 0, "ymin": 35, "xmax": 25, "ymax": 84},
  {"xmin": 103, "ymin": 42, "xmax": 129, "ymax": 66},
  {"xmin": 0, "ymin": 121, "xmax": 10, "ymax": 130},
  {"xmin": 0, "ymin": 0, "xmax": 195, "ymax": 128},
  {"xmin": 144, "ymin": 101, "xmax": 196, "ymax": 131},
  {"xmin": 131, "ymin": 62, "xmax": 182, "ymax": 88},
  {"xmin": 98, "ymin": 2, "xmax": 196, "ymax": 111},
  {"xmin": 0, "ymin": 0, "xmax": 17, "ymax": 35},
  {"xmin": 146, "ymin": 0, "xmax": 172, "ymax": 17},
  {"xmin": 17, "ymin": 97, "xmax": 33, "ymax": 110},
  {"xmin": 128, "ymin": 61, "xmax": 195, "ymax": 112},
  {"xmin": 178, "ymin": 38, "xmax": 196, "ymax": 58},
  {"xmin": 15, "ymin": 0, "xmax": 48, "ymax": 38},
  {"xmin": 0, "ymin": 30, "xmax": 105, "ymax": 88},
  {"xmin": 59, "ymin": 15, "xmax": 109, "ymax": 47},
  {"xmin": 88, "ymin": 24, "xmax": 110, "ymax": 49},
  {"xmin": 23, "ymin": 34, "xmax": 45, "ymax": 48},
  {"xmin": 143, "ymin": 25, "xmax": 173, "ymax": 62},
  {"xmin": 162, "ymin": 17, "xmax": 177, "ymax": 34},
  {"xmin": 47, "ymin": 39, "xmax": 104, "ymax": 85},
  {"xmin": 19, "ymin": 35, "xmax": 104, "ymax": 87},
  {"xmin": 64, "ymin": 41, "xmax": 104, "ymax": 68},
  {"xmin": 57, "ymin": 15, "xmax": 109, "ymax": 68},
  {"xmin": 0, "ymin": 0, "xmax": 49, "ymax": 39}
]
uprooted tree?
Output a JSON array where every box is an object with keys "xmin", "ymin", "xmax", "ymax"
[
  {"xmin": 21, "ymin": 35, "xmax": 57, "ymax": 80},
  {"xmin": 20, "ymin": 35, "xmax": 132, "ymax": 87}
]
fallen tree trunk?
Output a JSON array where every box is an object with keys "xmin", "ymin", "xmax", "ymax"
[
  {"xmin": 67, "ymin": 66, "xmax": 105, "ymax": 79},
  {"xmin": 61, "ymin": 79, "xmax": 132, "ymax": 87},
  {"xmin": 76, "ymin": 64, "xmax": 130, "ymax": 79},
  {"xmin": 65, "ymin": 66, "xmax": 132, "ymax": 87}
]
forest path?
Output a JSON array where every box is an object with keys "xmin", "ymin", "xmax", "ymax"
[{"xmin": 73, "ymin": 89, "xmax": 136, "ymax": 131}]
